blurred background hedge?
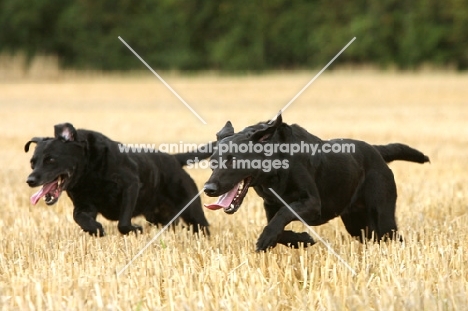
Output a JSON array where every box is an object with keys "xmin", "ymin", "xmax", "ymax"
[{"xmin": 1, "ymin": 0, "xmax": 467, "ymax": 71}]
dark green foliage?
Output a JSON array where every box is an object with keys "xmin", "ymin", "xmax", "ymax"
[{"xmin": 1, "ymin": 0, "xmax": 467, "ymax": 70}]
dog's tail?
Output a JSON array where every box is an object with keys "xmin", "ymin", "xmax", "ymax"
[
  {"xmin": 373, "ymin": 143, "xmax": 430, "ymax": 164},
  {"xmin": 174, "ymin": 141, "xmax": 216, "ymax": 167}
]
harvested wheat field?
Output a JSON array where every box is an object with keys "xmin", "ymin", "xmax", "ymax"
[{"xmin": 0, "ymin": 70, "xmax": 467, "ymax": 310}]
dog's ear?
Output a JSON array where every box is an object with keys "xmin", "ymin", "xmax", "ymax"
[
  {"xmin": 54, "ymin": 123, "xmax": 78, "ymax": 142},
  {"xmin": 252, "ymin": 113, "xmax": 283, "ymax": 142},
  {"xmin": 24, "ymin": 137, "xmax": 44, "ymax": 152},
  {"xmin": 272, "ymin": 113, "xmax": 283, "ymax": 126},
  {"xmin": 216, "ymin": 121, "xmax": 235, "ymax": 141}
]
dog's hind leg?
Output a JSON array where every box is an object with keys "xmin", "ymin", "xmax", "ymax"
[
  {"xmin": 340, "ymin": 205, "xmax": 370, "ymax": 242},
  {"xmin": 184, "ymin": 201, "xmax": 211, "ymax": 236},
  {"xmin": 362, "ymin": 170, "xmax": 399, "ymax": 241},
  {"xmin": 180, "ymin": 198, "xmax": 211, "ymax": 236},
  {"xmin": 170, "ymin": 179, "xmax": 210, "ymax": 236}
]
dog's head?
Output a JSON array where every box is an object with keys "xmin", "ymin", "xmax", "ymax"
[
  {"xmin": 25, "ymin": 123, "xmax": 87, "ymax": 206},
  {"xmin": 204, "ymin": 114, "xmax": 286, "ymax": 214}
]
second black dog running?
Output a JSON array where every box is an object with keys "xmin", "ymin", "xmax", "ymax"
[
  {"xmin": 25, "ymin": 123, "xmax": 211, "ymax": 236},
  {"xmin": 204, "ymin": 115, "xmax": 429, "ymax": 251}
]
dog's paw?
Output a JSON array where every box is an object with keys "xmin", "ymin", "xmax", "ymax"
[
  {"xmin": 118, "ymin": 224, "xmax": 143, "ymax": 235},
  {"xmin": 191, "ymin": 225, "xmax": 211, "ymax": 237},
  {"xmin": 86, "ymin": 224, "xmax": 105, "ymax": 237},
  {"xmin": 296, "ymin": 232, "xmax": 316, "ymax": 247},
  {"xmin": 256, "ymin": 227, "xmax": 280, "ymax": 252},
  {"xmin": 277, "ymin": 231, "xmax": 316, "ymax": 248}
]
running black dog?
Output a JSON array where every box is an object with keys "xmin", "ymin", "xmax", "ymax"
[
  {"xmin": 204, "ymin": 115, "xmax": 429, "ymax": 251},
  {"xmin": 25, "ymin": 123, "xmax": 211, "ymax": 236}
]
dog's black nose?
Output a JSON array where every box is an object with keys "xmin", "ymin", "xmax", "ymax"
[
  {"xmin": 204, "ymin": 183, "xmax": 218, "ymax": 196},
  {"xmin": 26, "ymin": 176, "xmax": 37, "ymax": 187}
]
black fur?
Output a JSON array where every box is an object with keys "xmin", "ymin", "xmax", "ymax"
[
  {"xmin": 25, "ymin": 123, "xmax": 210, "ymax": 236},
  {"xmin": 204, "ymin": 115, "xmax": 429, "ymax": 251}
]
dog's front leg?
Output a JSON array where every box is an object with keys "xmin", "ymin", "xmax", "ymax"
[
  {"xmin": 73, "ymin": 208, "xmax": 105, "ymax": 237},
  {"xmin": 117, "ymin": 182, "xmax": 143, "ymax": 235},
  {"xmin": 256, "ymin": 197, "xmax": 321, "ymax": 251}
]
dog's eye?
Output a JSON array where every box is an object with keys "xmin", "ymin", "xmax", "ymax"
[
  {"xmin": 44, "ymin": 156, "xmax": 55, "ymax": 164},
  {"xmin": 30, "ymin": 160, "xmax": 35, "ymax": 169},
  {"xmin": 209, "ymin": 158, "xmax": 217, "ymax": 170}
]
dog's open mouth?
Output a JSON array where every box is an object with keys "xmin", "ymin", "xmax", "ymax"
[
  {"xmin": 30, "ymin": 175, "xmax": 67, "ymax": 206},
  {"xmin": 204, "ymin": 177, "xmax": 252, "ymax": 214}
]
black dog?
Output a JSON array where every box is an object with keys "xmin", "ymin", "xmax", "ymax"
[
  {"xmin": 204, "ymin": 115, "xmax": 429, "ymax": 251},
  {"xmin": 25, "ymin": 123, "xmax": 211, "ymax": 236}
]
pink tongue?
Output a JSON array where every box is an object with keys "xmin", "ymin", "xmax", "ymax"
[
  {"xmin": 204, "ymin": 183, "xmax": 239, "ymax": 210},
  {"xmin": 30, "ymin": 181, "xmax": 58, "ymax": 205}
]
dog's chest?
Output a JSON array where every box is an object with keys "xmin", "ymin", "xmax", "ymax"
[{"xmin": 68, "ymin": 178, "xmax": 122, "ymax": 218}]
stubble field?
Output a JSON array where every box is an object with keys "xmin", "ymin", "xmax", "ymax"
[{"xmin": 0, "ymin": 70, "xmax": 467, "ymax": 310}]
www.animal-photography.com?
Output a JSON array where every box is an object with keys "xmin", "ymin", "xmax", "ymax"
[{"xmin": 1, "ymin": 2, "xmax": 467, "ymax": 310}]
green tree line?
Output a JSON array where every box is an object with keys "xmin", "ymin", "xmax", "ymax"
[{"xmin": 1, "ymin": 0, "xmax": 467, "ymax": 71}]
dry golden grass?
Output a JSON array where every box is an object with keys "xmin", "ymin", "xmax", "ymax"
[{"xmin": 1, "ymin": 69, "xmax": 467, "ymax": 310}]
